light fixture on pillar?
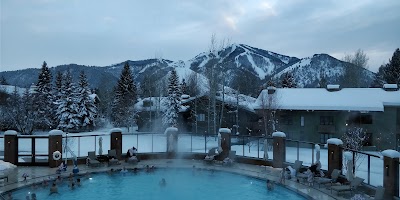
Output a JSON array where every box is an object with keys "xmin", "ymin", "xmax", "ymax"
[
  {"xmin": 386, "ymin": 165, "xmax": 389, "ymax": 176},
  {"xmin": 331, "ymin": 151, "xmax": 334, "ymax": 159}
]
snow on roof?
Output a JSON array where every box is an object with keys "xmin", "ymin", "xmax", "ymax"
[
  {"xmin": 49, "ymin": 130, "xmax": 63, "ymax": 135},
  {"xmin": 272, "ymin": 131, "xmax": 286, "ymax": 137},
  {"xmin": 110, "ymin": 128, "xmax": 122, "ymax": 133},
  {"xmin": 4, "ymin": 130, "xmax": 17, "ymax": 135},
  {"xmin": 327, "ymin": 138, "xmax": 343, "ymax": 146},
  {"xmin": 254, "ymin": 88, "xmax": 400, "ymax": 112},
  {"xmin": 327, "ymin": 84, "xmax": 340, "ymax": 90},
  {"xmin": 381, "ymin": 149, "xmax": 400, "ymax": 158},
  {"xmin": 219, "ymin": 128, "xmax": 231, "ymax": 134},
  {"xmin": 164, "ymin": 127, "xmax": 178, "ymax": 134},
  {"xmin": 383, "ymin": 84, "xmax": 398, "ymax": 89}
]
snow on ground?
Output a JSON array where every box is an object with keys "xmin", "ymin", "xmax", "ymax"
[{"xmin": 0, "ymin": 130, "xmax": 385, "ymax": 186}]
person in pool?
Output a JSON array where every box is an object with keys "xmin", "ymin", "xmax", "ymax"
[
  {"xmin": 76, "ymin": 178, "xmax": 81, "ymax": 187},
  {"xmin": 266, "ymin": 180, "xmax": 274, "ymax": 191},
  {"xmin": 49, "ymin": 183, "xmax": 59, "ymax": 195},
  {"xmin": 159, "ymin": 178, "xmax": 166, "ymax": 187}
]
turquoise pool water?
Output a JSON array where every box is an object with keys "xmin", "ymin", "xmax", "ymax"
[{"xmin": 10, "ymin": 168, "xmax": 307, "ymax": 200}]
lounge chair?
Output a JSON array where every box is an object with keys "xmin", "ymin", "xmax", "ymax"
[
  {"xmin": 108, "ymin": 149, "xmax": 120, "ymax": 166},
  {"xmin": 87, "ymin": 151, "xmax": 101, "ymax": 167},
  {"xmin": 204, "ymin": 147, "xmax": 219, "ymax": 164},
  {"xmin": 0, "ymin": 173, "xmax": 8, "ymax": 182},
  {"xmin": 315, "ymin": 169, "xmax": 341, "ymax": 188},
  {"xmin": 365, "ymin": 186, "xmax": 385, "ymax": 200},
  {"xmin": 331, "ymin": 177, "xmax": 364, "ymax": 195},
  {"xmin": 290, "ymin": 160, "xmax": 303, "ymax": 180}
]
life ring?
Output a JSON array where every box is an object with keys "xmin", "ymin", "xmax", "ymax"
[{"xmin": 53, "ymin": 151, "xmax": 62, "ymax": 161}]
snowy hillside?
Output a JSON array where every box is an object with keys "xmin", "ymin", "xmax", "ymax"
[
  {"xmin": 0, "ymin": 44, "xmax": 377, "ymax": 94},
  {"xmin": 273, "ymin": 54, "xmax": 375, "ymax": 87}
]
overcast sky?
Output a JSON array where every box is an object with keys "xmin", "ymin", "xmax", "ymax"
[{"xmin": 1, "ymin": 0, "xmax": 399, "ymax": 72}]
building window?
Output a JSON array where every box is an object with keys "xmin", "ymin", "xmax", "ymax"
[
  {"xmin": 280, "ymin": 114, "xmax": 293, "ymax": 125},
  {"xmin": 197, "ymin": 114, "xmax": 205, "ymax": 122},
  {"xmin": 300, "ymin": 116, "xmax": 304, "ymax": 127},
  {"xmin": 143, "ymin": 100, "xmax": 153, "ymax": 107},
  {"xmin": 320, "ymin": 116, "xmax": 333, "ymax": 125},
  {"xmin": 348, "ymin": 114, "xmax": 373, "ymax": 125},
  {"xmin": 320, "ymin": 133, "xmax": 332, "ymax": 143}
]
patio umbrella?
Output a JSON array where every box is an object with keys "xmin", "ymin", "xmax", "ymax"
[
  {"xmin": 315, "ymin": 144, "xmax": 320, "ymax": 162},
  {"xmin": 344, "ymin": 151, "xmax": 354, "ymax": 182},
  {"xmin": 264, "ymin": 139, "xmax": 269, "ymax": 160},
  {"xmin": 218, "ymin": 133, "xmax": 222, "ymax": 153},
  {"xmin": 98, "ymin": 137, "xmax": 103, "ymax": 155}
]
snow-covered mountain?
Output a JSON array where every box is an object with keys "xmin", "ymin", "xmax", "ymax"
[
  {"xmin": 0, "ymin": 44, "xmax": 377, "ymax": 96},
  {"xmin": 273, "ymin": 54, "xmax": 375, "ymax": 87}
]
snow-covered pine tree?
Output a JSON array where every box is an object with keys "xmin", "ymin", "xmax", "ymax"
[
  {"xmin": 77, "ymin": 71, "xmax": 97, "ymax": 129},
  {"xmin": 56, "ymin": 70, "xmax": 81, "ymax": 131},
  {"xmin": 162, "ymin": 68, "xmax": 181, "ymax": 127},
  {"xmin": 0, "ymin": 76, "xmax": 8, "ymax": 85},
  {"xmin": 383, "ymin": 48, "xmax": 400, "ymax": 86},
  {"xmin": 180, "ymin": 78, "xmax": 187, "ymax": 95},
  {"xmin": 281, "ymin": 72, "xmax": 297, "ymax": 88},
  {"xmin": 111, "ymin": 62, "xmax": 137, "ymax": 129},
  {"xmin": 33, "ymin": 61, "xmax": 55, "ymax": 129}
]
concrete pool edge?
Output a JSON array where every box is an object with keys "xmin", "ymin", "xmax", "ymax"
[{"xmin": 1, "ymin": 159, "xmax": 338, "ymax": 200}]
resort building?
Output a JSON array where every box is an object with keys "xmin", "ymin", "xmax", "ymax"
[{"xmin": 253, "ymin": 85, "xmax": 400, "ymax": 150}]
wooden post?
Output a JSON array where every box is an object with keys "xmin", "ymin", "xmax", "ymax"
[
  {"xmin": 272, "ymin": 132, "xmax": 286, "ymax": 168},
  {"xmin": 4, "ymin": 130, "xmax": 18, "ymax": 165}
]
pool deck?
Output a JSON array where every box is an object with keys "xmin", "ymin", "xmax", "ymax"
[{"xmin": 0, "ymin": 159, "xmax": 363, "ymax": 200}]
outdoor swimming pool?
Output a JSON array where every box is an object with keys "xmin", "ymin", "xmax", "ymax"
[{"xmin": 9, "ymin": 168, "xmax": 307, "ymax": 200}]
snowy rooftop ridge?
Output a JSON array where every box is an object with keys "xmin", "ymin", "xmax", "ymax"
[{"xmin": 254, "ymin": 88, "xmax": 400, "ymax": 112}]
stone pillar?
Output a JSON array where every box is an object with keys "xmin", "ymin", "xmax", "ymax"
[
  {"xmin": 327, "ymin": 138, "xmax": 343, "ymax": 176},
  {"xmin": 272, "ymin": 131, "xmax": 286, "ymax": 168},
  {"xmin": 4, "ymin": 130, "xmax": 18, "ymax": 165},
  {"xmin": 48, "ymin": 130, "xmax": 63, "ymax": 168},
  {"xmin": 219, "ymin": 128, "xmax": 231, "ymax": 152},
  {"xmin": 382, "ymin": 150, "xmax": 400, "ymax": 197},
  {"xmin": 110, "ymin": 128, "xmax": 122, "ymax": 159}
]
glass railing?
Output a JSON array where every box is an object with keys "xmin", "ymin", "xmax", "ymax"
[{"xmin": 0, "ymin": 132, "xmax": 385, "ymax": 188}]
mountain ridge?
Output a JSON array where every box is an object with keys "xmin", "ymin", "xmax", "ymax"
[{"xmin": 0, "ymin": 43, "xmax": 376, "ymax": 96}]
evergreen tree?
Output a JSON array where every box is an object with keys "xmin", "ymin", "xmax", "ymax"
[
  {"xmin": 381, "ymin": 48, "xmax": 400, "ymax": 86},
  {"xmin": 33, "ymin": 61, "xmax": 55, "ymax": 129},
  {"xmin": 77, "ymin": 71, "xmax": 97, "ymax": 128},
  {"xmin": 267, "ymin": 79, "xmax": 276, "ymax": 87},
  {"xmin": 162, "ymin": 68, "xmax": 181, "ymax": 127},
  {"xmin": 180, "ymin": 78, "xmax": 187, "ymax": 95},
  {"xmin": 111, "ymin": 62, "xmax": 137, "ymax": 129},
  {"xmin": 319, "ymin": 74, "xmax": 327, "ymax": 88},
  {"xmin": 281, "ymin": 72, "xmax": 297, "ymax": 88},
  {"xmin": 0, "ymin": 76, "xmax": 8, "ymax": 85},
  {"xmin": 56, "ymin": 71, "xmax": 81, "ymax": 131}
]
